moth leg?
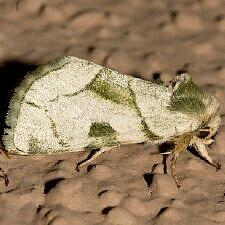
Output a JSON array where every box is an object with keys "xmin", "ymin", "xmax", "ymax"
[
  {"xmin": 202, "ymin": 138, "xmax": 214, "ymax": 146},
  {"xmin": 0, "ymin": 144, "xmax": 10, "ymax": 186},
  {"xmin": 76, "ymin": 147, "xmax": 111, "ymax": 171},
  {"xmin": 192, "ymin": 137, "xmax": 221, "ymax": 170},
  {"xmin": 0, "ymin": 167, "xmax": 9, "ymax": 186},
  {"xmin": 0, "ymin": 144, "xmax": 11, "ymax": 159},
  {"xmin": 161, "ymin": 151, "xmax": 172, "ymax": 155},
  {"xmin": 170, "ymin": 134, "xmax": 192, "ymax": 188},
  {"xmin": 171, "ymin": 152, "xmax": 181, "ymax": 188}
]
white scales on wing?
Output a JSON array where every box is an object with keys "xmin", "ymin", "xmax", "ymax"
[{"xmin": 2, "ymin": 56, "xmax": 221, "ymax": 187}]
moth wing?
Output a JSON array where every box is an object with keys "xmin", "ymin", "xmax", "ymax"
[
  {"xmin": 130, "ymin": 77, "xmax": 203, "ymax": 138},
  {"xmin": 3, "ymin": 57, "xmax": 148, "ymax": 154}
]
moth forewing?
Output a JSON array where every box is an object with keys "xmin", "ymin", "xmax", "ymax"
[{"xmin": 1, "ymin": 56, "xmax": 221, "ymax": 187}]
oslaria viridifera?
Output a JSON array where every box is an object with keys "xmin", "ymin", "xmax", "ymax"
[{"xmin": 1, "ymin": 56, "xmax": 221, "ymax": 187}]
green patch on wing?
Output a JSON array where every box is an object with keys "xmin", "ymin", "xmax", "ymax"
[
  {"xmin": 28, "ymin": 137, "xmax": 41, "ymax": 154},
  {"xmin": 141, "ymin": 120, "xmax": 160, "ymax": 140},
  {"xmin": 88, "ymin": 122, "xmax": 118, "ymax": 149},
  {"xmin": 168, "ymin": 76, "xmax": 205, "ymax": 115},
  {"xmin": 89, "ymin": 122, "xmax": 116, "ymax": 137},
  {"xmin": 87, "ymin": 77, "xmax": 135, "ymax": 108}
]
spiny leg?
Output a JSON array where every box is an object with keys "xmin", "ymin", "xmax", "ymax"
[
  {"xmin": 76, "ymin": 147, "xmax": 112, "ymax": 171},
  {"xmin": 0, "ymin": 143, "xmax": 11, "ymax": 159},
  {"xmin": 171, "ymin": 152, "xmax": 181, "ymax": 188},
  {"xmin": 0, "ymin": 144, "xmax": 10, "ymax": 186},
  {"xmin": 202, "ymin": 138, "xmax": 214, "ymax": 146},
  {"xmin": 191, "ymin": 136, "xmax": 221, "ymax": 170},
  {"xmin": 0, "ymin": 167, "xmax": 9, "ymax": 186},
  {"xmin": 170, "ymin": 134, "xmax": 193, "ymax": 188}
]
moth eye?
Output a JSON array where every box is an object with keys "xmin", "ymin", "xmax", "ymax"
[{"xmin": 198, "ymin": 127, "xmax": 210, "ymax": 139}]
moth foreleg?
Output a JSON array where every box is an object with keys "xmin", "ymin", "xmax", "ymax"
[
  {"xmin": 76, "ymin": 147, "xmax": 112, "ymax": 171},
  {"xmin": 191, "ymin": 136, "xmax": 221, "ymax": 171},
  {"xmin": 170, "ymin": 134, "xmax": 193, "ymax": 188},
  {"xmin": 202, "ymin": 138, "xmax": 214, "ymax": 146}
]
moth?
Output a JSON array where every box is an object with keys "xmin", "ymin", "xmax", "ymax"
[{"xmin": 1, "ymin": 56, "xmax": 221, "ymax": 187}]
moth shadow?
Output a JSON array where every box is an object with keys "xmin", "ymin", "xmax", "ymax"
[{"xmin": 0, "ymin": 60, "xmax": 37, "ymax": 138}]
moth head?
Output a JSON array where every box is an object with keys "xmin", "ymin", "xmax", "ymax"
[
  {"xmin": 197, "ymin": 113, "xmax": 221, "ymax": 142},
  {"xmin": 200, "ymin": 92, "xmax": 221, "ymax": 140},
  {"xmin": 205, "ymin": 114, "xmax": 221, "ymax": 138}
]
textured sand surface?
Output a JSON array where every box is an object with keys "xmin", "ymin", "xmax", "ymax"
[{"xmin": 0, "ymin": 0, "xmax": 225, "ymax": 225}]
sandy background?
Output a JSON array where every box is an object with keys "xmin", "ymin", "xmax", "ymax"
[{"xmin": 0, "ymin": 0, "xmax": 225, "ymax": 224}]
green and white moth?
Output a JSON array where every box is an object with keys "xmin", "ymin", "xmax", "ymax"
[{"xmin": 1, "ymin": 56, "xmax": 221, "ymax": 187}]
